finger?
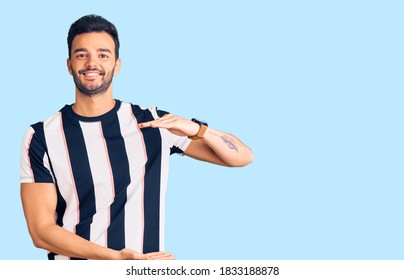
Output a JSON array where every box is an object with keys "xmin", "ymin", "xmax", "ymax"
[
  {"xmin": 138, "ymin": 114, "xmax": 176, "ymax": 128},
  {"xmin": 143, "ymin": 251, "xmax": 166, "ymax": 259},
  {"xmin": 154, "ymin": 114, "xmax": 173, "ymax": 121},
  {"xmin": 145, "ymin": 114, "xmax": 174, "ymax": 124},
  {"xmin": 139, "ymin": 118, "xmax": 178, "ymax": 129},
  {"xmin": 145, "ymin": 252, "xmax": 175, "ymax": 260},
  {"xmin": 149, "ymin": 252, "xmax": 175, "ymax": 260},
  {"xmin": 145, "ymin": 251, "xmax": 165, "ymax": 256},
  {"xmin": 151, "ymin": 115, "xmax": 178, "ymax": 125}
]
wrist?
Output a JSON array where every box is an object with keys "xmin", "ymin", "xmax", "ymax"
[
  {"xmin": 188, "ymin": 118, "xmax": 208, "ymax": 140},
  {"xmin": 106, "ymin": 248, "xmax": 122, "ymax": 260}
]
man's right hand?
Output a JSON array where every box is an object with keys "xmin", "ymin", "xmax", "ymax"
[{"xmin": 119, "ymin": 249, "xmax": 175, "ymax": 260}]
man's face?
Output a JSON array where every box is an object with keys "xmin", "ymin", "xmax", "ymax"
[{"xmin": 67, "ymin": 32, "xmax": 121, "ymax": 96}]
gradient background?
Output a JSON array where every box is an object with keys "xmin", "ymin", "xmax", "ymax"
[{"xmin": 1, "ymin": 0, "xmax": 403, "ymax": 260}]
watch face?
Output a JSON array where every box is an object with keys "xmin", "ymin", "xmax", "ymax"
[{"xmin": 191, "ymin": 118, "xmax": 208, "ymax": 126}]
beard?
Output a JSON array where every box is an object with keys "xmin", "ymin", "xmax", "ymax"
[{"xmin": 71, "ymin": 66, "xmax": 115, "ymax": 97}]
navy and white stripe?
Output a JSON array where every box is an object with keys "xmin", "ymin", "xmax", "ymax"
[{"xmin": 20, "ymin": 100, "xmax": 191, "ymax": 260}]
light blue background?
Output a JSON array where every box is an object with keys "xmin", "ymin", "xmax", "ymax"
[{"xmin": 1, "ymin": 0, "xmax": 403, "ymax": 260}]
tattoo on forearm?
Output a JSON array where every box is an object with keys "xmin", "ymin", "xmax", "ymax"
[
  {"xmin": 209, "ymin": 131, "xmax": 239, "ymax": 152},
  {"xmin": 221, "ymin": 136, "xmax": 239, "ymax": 152}
]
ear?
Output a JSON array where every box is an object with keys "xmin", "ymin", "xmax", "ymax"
[
  {"xmin": 113, "ymin": 58, "xmax": 122, "ymax": 76},
  {"xmin": 67, "ymin": 58, "xmax": 73, "ymax": 75}
]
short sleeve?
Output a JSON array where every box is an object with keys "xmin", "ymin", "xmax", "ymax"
[
  {"xmin": 153, "ymin": 107, "xmax": 192, "ymax": 155},
  {"xmin": 20, "ymin": 125, "xmax": 55, "ymax": 183}
]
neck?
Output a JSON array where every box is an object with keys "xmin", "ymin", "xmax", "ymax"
[{"xmin": 72, "ymin": 89, "xmax": 115, "ymax": 117}]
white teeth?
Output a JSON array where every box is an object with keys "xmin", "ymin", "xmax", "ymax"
[{"xmin": 84, "ymin": 73, "xmax": 100, "ymax": 76}]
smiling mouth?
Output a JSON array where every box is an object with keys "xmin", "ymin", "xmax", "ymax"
[
  {"xmin": 78, "ymin": 69, "xmax": 105, "ymax": 77},
  {"xmin": 82, "ymin": 72, "xmax": 102, "ymax": 77}
]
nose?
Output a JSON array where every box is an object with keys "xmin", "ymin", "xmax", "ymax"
[{"xmin": 85, "ymin": 54, "xmax": 98, "ymax": 69}]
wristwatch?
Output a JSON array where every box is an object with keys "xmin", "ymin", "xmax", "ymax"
[{"xmin": 188, "ymin": 118, "xmax": 208, "ymax": 140}]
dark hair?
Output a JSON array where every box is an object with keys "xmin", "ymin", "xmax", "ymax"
[{"xmin": 67, "ymin": 14, "xmax": 120, "ymax": 59}]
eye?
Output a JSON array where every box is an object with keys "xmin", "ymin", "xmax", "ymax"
[
  {"xmin": 75, "ymin": 53, "xmax": 87, "ymax": 58},
  {"xmin": 100, "ymin": 54, "xmax": 109, "ymax": 59}
]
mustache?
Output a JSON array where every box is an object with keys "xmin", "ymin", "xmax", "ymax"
[{"xmin": 78, "ymin": 67, "xmax": 106, "ymax": 75}]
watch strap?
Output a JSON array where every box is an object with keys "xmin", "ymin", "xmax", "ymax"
[{"xmin": 188, "ymin": 118, "xmax": 208, "ymax": 140}]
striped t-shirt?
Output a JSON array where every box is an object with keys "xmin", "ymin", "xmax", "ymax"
[{"xmin": 20, "ymin": 99, "xmax": 191, "ymax": 260}]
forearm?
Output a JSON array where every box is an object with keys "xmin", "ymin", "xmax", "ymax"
[
  {"xmin": 21, "ymin": 184, "xmax": 174, "ymax": 260},
  {"xmin": 30, "ymin": 223, "xmax": 119, "ymax": 260},
  {"xmin": 200, "ymin": 127, "xmax": 254, "ymax": 167},
  {"xmin": 137, "ymin": 113, "xmax": 254, "ymax": 167}
]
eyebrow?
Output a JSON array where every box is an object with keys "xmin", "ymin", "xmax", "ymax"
[
  {"xmin": 73, "ymin": 48, "xmax": 112, "ymax": 53},
  {"xmin": 73, "ymin": 48, "xmax": 87, "ymax": 53},
  {"xmin": 97, "ymin": 48, "xmax": 112, "ymax": 54}
]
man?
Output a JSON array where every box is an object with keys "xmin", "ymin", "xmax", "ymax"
[{"xmin": 20, "ymin": 14, "xmax": 253, "ymax": 260}]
